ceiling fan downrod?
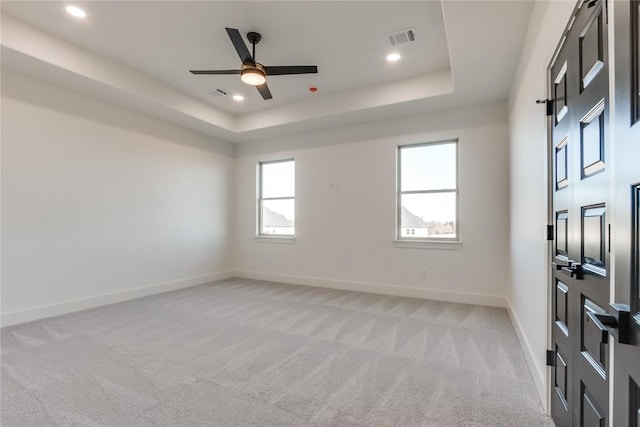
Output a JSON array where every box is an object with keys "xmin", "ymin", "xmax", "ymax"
[{"xmin": 247, "ymin": 31, "xmax": 261, "ymax": 63}]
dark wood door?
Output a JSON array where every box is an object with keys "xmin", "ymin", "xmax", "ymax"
[
  {"xmin": 613, "ymin": 0, "xmax": 640, "ymax": 425},
  {"xmin": 549, "ymin": 1, "xmax": 612, "ymax": 425}
]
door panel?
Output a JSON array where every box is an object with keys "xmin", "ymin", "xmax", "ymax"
[
  {"xmin": 613, "ymin": 0, "xmax": 640, "ymax": 425},
  {"xmin": 551, "ymin": 34, "xmax": 575, "ymax": 424},
  {"xmin": 581, "ymin": 298, "xmax": 608, "ymax": 377},
  {"xmin": 557, "ymin": 139, "xmax": 570, "ymax": 190},
  {"xmin": 549, "ymin": 1, "xmax": 611, "ymax": 425},
  {"xmin": 579, "ymin": 5, "xmax": 605, "ymax": 92},
  {"xmin": 580, "ymin": 102, "xmax": 606, "ymax": 178},
  {"xmin": 631, "ymin": 378, "xmax": 640, "ymax": 427},
  {"xmin": 581, "ymin": 205, "xmax": 606, "ymax": 275},
  {"xmin": 550, "ymin": 1, "xmax": 639, "ymax": 424},
  {"xmin": 556, "ymin": 60, "xmax": 570, "ymax": 123},
  {"xmin": 580, "ymin": 384, "xmax": 605, "ymax": 427},
  {"xmin": 557, "ymin": 211, "xmax": 570, "ymax": 256},
  {"xmin": 557, "ymin": 280, "xmax": 570, "ymax": 336},
  {"xmin": 556, "ymin": 346, "xmax": 570, "ymax": 409}
]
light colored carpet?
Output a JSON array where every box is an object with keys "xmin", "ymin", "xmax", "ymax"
[{"xmin": 1, "ymin": 278, "xmax": 553, "ymax": 426}]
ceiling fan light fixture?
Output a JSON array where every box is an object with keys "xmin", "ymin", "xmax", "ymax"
[{"xmin": 241, "ymin": 68, "xmax": 266, "ymax": 86}]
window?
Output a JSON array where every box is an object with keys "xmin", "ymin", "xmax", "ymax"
[
  {"xmin": 397, "ymin": 141, "xmax": 458, "ymax": 240},
  {"xmin": 258, "ymin": 159, "xmax": 295, "ymax": 236}
]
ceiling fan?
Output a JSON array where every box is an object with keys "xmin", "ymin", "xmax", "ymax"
[{"xmin": 190, "ymin": 28, "xmax": 318, "ymax": 100}]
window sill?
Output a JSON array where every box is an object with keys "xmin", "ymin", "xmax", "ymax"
[
  {"xmin": 255, "ymin": 236, "xmax": 296, "ymax": 244},
  {"xmin": 393, "ymin": 239, "xmax": 462, "ymax": 250}
]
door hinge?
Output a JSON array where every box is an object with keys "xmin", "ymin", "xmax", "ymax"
[
  {"xmin": 536, "ymin": 99, "xmax": 554, "ymax": 116},
  {"xmin": 546, "ymin": 350, "xmax": 555, "ymax": 367},
  {"xmin": 547, "ymin": 224, "xmax": 554, "ymax": 241}
]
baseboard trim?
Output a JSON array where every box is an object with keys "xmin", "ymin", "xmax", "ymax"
[
  {"xmin": 1, "ymin": 271, "xmax": 234, "ymax": 327},
  {"xmin": 506, "ymin": 299, "xmax": 547, "ymax": 410},
  {"xmin": 232, "ymin": 270, "xmax": 507, "ymax": 307}
]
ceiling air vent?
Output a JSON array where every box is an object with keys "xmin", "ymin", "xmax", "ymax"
[
  {"xmin": 386, "ymin": 28, "xmax": 416, "ymax": 47},
  {"xmin": 207, "ymin": 88, "xmax": 228, "ymax": 98}
]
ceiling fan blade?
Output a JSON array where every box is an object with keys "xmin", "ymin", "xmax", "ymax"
[
  {"xmin": 264, "ymin": 65, "xmax": 318, "ymax": 76},
  {"xmin": 256, "ymin": 83, "xmax": 273, "ymax": 100},
  {"xmin": 226, "ymin": 28, "xmax": 253, "ymax": 64},
  {"xmin": 189, "ymin": 70, "xmax": 241, "ymax": 75}
]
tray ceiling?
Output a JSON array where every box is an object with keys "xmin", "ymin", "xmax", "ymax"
[{"xmin": 1, "ymin": 1, "xmax": 534, "ymax": 142}]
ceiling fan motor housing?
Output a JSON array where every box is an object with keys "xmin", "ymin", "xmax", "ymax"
[{"xmin": 241, "ymin": 62, "xmax": 265, "ymax": 73}]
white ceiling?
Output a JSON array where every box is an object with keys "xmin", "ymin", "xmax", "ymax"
[{"xmin": 0, "ymin": 1, "xmax": 534, "ymax": 143}]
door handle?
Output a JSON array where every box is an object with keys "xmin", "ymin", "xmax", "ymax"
[
  {"xmin": 553, "ymin": 258, "xmax": 576, "ymax": 270},
  {"xmin": 561, "ymin": 263, "xmax": 583, "ymax": 279},
  {"xmin": 587, "ymin": 304, "xmax": 631, "ymax": 344},
  {"xmin": 586, "ymin": 311, "xmax": 610, "ymax": 344},
  {"xmin": 552, "ymin": 259, "xmax": 574, "ymax": 270}
]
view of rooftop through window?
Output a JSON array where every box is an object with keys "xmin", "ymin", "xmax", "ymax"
[
  {"xmin": 399, "ymin": 141, "xmax": 457, "ymax": 239},
  {"xmin": 260, "ymin": 160, "xmax": 295, "ymax": 235}
]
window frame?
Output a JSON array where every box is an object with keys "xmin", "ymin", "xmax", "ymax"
[
  {"xmin": 257, "ymin": 158, "xmax": 295, "ymax": 238},
  {"xmin": 396, "ymin": 140, "xmax": 459, "ymax": 242}
]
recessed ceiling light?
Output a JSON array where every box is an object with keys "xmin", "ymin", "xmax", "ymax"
[
  {"xmin": 232, "ymin": 94, "xmax": 245, "ymax": 101},
  {"xmin": 386, "ymin": 53, "xmax": 401, "ymax": 62},
  {"xmin": 65, "ymin": 5, "xmax": 87, "ymax": 18}
]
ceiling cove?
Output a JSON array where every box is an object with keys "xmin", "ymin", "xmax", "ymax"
[{"xmin": 0, "ymin": 1, "xmax": 534, "ymax": 143}]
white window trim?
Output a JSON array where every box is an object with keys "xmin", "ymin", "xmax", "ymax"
[
  {"xmin": 257, "ymin": 158, "xmax": 296, "ymax": 239},
  {"xmin": 393, "ymin": 239, "xmax": 462, "ymax": 250},
  {"xmin": 254, "ymin": 236, "xmax": 297, "ymax": 244},
  {"xmin": 396, "ymin": 140, "xmax": 460, "ymax": 244}
]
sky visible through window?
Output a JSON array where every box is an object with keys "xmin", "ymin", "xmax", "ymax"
[
  {"xmin": 261, "ymin": 160, "xmax": 295, "ymax": 226},
  {"xmin": 401, "ymin": 143, "xmax": 456, "ymax": 224}
]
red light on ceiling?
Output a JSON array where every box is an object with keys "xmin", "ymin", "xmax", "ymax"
[{"xmin": 309, "ymin": 86, "xmax": 318, "ymax": 92}]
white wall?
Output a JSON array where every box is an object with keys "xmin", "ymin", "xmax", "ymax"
[
  {"xmin": 234, "ymin": 102, "xmax": 511, "ymax": 306},
  {"xmin": 1, "ymin": 71, "xmax": 235, "ymax": 325},
  {"xmin": 507, "ymin": 0, "xmax": 576, "ymax": 406}
]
